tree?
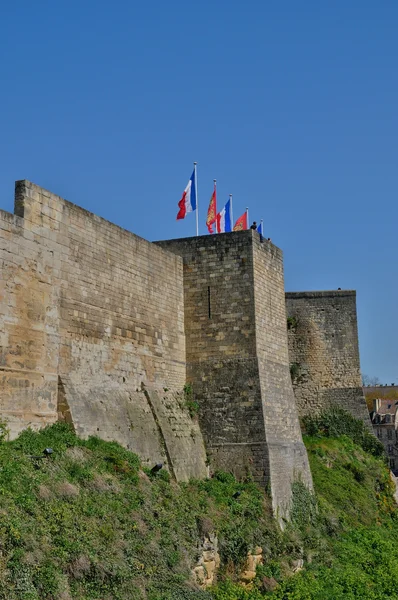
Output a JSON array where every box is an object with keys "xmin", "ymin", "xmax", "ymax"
[{"xmin": 362, "ymin": 374, "xmax": 381, "ymax": 387}]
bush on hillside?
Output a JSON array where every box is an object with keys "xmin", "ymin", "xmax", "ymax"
[{"xmin": 302, "ymin": 406, "xmax": 384, "ymax": 458}]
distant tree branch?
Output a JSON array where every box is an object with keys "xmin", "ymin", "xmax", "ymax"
[{"xmin": 362, "ymin": 374, "xmax": 381, "ymax": 386}]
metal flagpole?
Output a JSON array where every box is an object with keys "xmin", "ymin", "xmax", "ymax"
[
  {"xmin": 213, "ymin": 179, "xmax": 217, "ymax": 235},
  {"xmin": 229, "ymin": 194, "xmax": 233, "ymax": 228},
  {"xmin": 246, "ymin": 207, "xmax": 249, "ymax": 229},
  {"xmin": 194, "ymin": 162, "xmax": 199, "ymax": 237}
]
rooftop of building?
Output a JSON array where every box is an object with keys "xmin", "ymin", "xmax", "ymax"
[{"xmin": 372, "ymin": 399, "xmax": 398, "ymax": 415}]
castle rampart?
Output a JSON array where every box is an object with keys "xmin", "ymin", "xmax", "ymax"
[
  {"xmin": 1, "ymin": 181, "xmax": 208, "ymax": 480},
  {"xmin": 1, "ymin": 179, "xmax": 372, "ymax": 519}
]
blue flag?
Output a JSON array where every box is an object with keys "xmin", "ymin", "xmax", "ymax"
[{"xmin": 216, "ymin": 198, "xmax": 232, "ymax": 233}]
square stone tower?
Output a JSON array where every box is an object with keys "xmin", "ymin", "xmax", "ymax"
[{"xmin": 156, "ymin": 230, "xmax": 312, "ymax": 518}]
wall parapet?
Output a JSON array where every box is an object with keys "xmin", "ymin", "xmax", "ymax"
[{"xmin": 286, "ymin": 290, "xmax": 356, "ymax": 299}]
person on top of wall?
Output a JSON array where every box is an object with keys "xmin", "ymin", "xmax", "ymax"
[{"xmin": 250, "ymin": 221, "xmax": 257, "ymax": 230}]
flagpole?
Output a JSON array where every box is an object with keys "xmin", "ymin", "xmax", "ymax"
[
  {"xmin": 213, "ymin": 179, "xmax": 217, "ymax": 235},
  {"xmin": 246, "ymin": 207, "xmax": 249, "ymax": 229},
  {"xmin": 229, "ymin": 194, "xmax": 233, "ymax": 227},
  {"xmin": 214, "ymin": 179, "xmax": 217, "ymax": 232},
  {"xmin": 194, "ymin": 162, "xmax": 198, "ymax": 236}
]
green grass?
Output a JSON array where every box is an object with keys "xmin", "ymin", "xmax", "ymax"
[
  {"xmin": 0, "ymin": 410, "xmax": 397, "ymax": 600},
  {"xmin": 0, "ymin": 423, "xmax": 279, "ymax": 599},
  {"xmin": 211, "ymin": 407, "xmax": 398, "ymax": 600},
  {"xmin": 211, "ymin": 432, "xmax": 397, "ymax": 600},
  {"xmin": 263, "ymin": 434, "xmax": 398, "ymax": 600}
]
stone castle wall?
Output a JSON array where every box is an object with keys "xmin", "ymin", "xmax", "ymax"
[
  {"xmin": 252, "ymin": 237, "xmax": 313, "ymax": 511},
  {"xmin": 1, "ymin": 178, "xmax": 371, "ymax": 514},
  {"xmin": 156, "ymin": 232, "xmax": 312, "ymax": 518},
  {"xmin": 286, "ymin": 290, "xmax": 371, "ymax": 428},
  {"xmin": 0, "ymin": 201, "xmax": 61, "ymax": 435},
  {"xmin": 0, "ymin": 181, "xmax": 207, "ymax": 480}
]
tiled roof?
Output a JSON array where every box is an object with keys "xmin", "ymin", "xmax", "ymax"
[{"xmin": 374, "ymin": 399, "xmax": 398, "ymax": 415}]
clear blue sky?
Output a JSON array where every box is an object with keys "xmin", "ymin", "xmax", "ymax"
[{"xmin": 0, "ymin": 1, "xmax": 396, "ymax": 382}]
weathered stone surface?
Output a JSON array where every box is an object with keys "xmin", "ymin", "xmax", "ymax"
[
  {"xmin": 286, "ymin": 291, "xmax": 371, "ymax": 429},
  {"xmin": 0, "ymin": 197, "xmax": 61, "ymax": 438},
  {"xmin": 240, "ymin": 546, "xmax": 264, "ymax": 584},
  {"xmin": 245, "ymin": 548, "xmax": 263, "ymax": 572},
  {"xmin": 253, "ymin": 237, "xmax": 313, "ymax": 516},
  {"xmin": 261, "ymin": 576, "xmax": 278, "ymax": 592},
  {"xmin": 192, "ymin": 534, "xmax": 220, "ymax": 588},
  {"xmin": 291, "ymin": 558, "xmax": 304, "ymax": 572},
  {"xmin": 193, "ymin": 566, "xmax": 206, "ymax": 584},
  {"xmin": 0, "ymin": 181, "xmax": 208, "ymax": 482}
]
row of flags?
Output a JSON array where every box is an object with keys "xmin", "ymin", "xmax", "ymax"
[
  {"xmin": 176, "ymin": 164, "xmax": 263, "ymax": 236},
  {"xmin": 206, "ymin": 182, "xmax": 249, "ymax": 233}
]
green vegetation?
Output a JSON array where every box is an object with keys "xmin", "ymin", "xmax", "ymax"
[
  {"xmin": 183, "ymin": 383, "xmax": 200, "ymax": 418},
  {"xmin": 262, "ymin": 434, "xmax": 398, "ymax": 600},
  {"xmin": 0, "ymin": 423, "xmax": 279, "ymax": 599},
  {"xmin": 302, "ymin": 405, "xmax": 384, "ymax": 458},
  {"xmin": 212, "ymin": 407, "xmax": 397, "ymax": 599},
  {"xmin": 0, "ymin": 408, "xmax": 397, "ymax": 599},
  {"xmin": 289, "ymin": 363, "xmax": 301, "ymax": 384}
]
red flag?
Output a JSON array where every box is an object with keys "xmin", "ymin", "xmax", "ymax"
[
  {"xmin": 206, "ymin": 183, "xmax": 217, "ymax": 234},
  {"xmin": 233, "ymin": 211, "xmax": 248, "ymax": 231}
]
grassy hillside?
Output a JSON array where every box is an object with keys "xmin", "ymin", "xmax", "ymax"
[
  {"xmin": 0, "ymin": 410, "xmax": 396, "ymax": 600},
  {"xmin": 212, "ymin": 410, "xmax": 398, "ymax": 600},
  {"xmin": 0, "ymin": 423, "xmax": 280, "ymax": 600}
]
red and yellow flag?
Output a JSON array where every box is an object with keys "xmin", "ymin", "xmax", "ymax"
[
  {"xmin": 233, "ymin": 211, "xmax": 248, "ymax": 231},
  {"xmin": 206, "ymin": 184, "xmax": 217, "ymax": 234}
]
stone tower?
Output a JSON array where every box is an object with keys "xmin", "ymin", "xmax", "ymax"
[{"xmin": 157, "ymin": 231, "xmax": 313, "ymax": 518}]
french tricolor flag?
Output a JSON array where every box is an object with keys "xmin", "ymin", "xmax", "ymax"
[
  {"xmin": 216, "ymin": 198, "xmax": 232, "ymax": 233},
  {"xmin": 177, "ymin": 169, "xmax": 197, "ymax": 220}
]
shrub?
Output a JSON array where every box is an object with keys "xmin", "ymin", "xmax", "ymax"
[
  {"xmin": 302, "ymin": 406, "xmax": 384, "ymax": 458},
  {"xmin": 0, "ymin": 419, "xmax": 9, "ymax": 442},
  {"xmin": 289, "ymin": 362, "xmax": 301, "ymax": 383},
  {"xmin": 290, "ymin": 480, "xmax": 318, "ymax": 530},
  {"xmin": 184, "ymin": 383, "xmax": 199, "ymax": 418}
]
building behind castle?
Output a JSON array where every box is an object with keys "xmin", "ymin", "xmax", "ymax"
[
  {"xmin": 369, "ymin": 398, "xmax": 398, "ymax": 472},
  {"xmin": 0, "ymin": 180, "xmax": 371, "ymax": 518}
]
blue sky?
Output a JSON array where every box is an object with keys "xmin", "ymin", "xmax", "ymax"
[{"xmin": 0, "ymin": 1, "xmax": 396, "ymax": 382}]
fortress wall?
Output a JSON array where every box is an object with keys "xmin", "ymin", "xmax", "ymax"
[
  {"xmin": 253, "ymin": 237, "xmax": 313, "ymax": 515},
  {"xmin": 56, "ymin": 194, "xmax": 186, "ymax": 394},
  {"xmin": 286, "ymin": 290, "xmax": 371, "ymax": 427},
  {"xmin": 0, "ymin": 192, "xmax": 62, "ymax": 437},
  {"xmin": 0, "ymin": 181, "xmax": 207, "ymax": 479},
  {"xmin": 156, "ymin": 232, "xmax": 269, "ymax": 484}
]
